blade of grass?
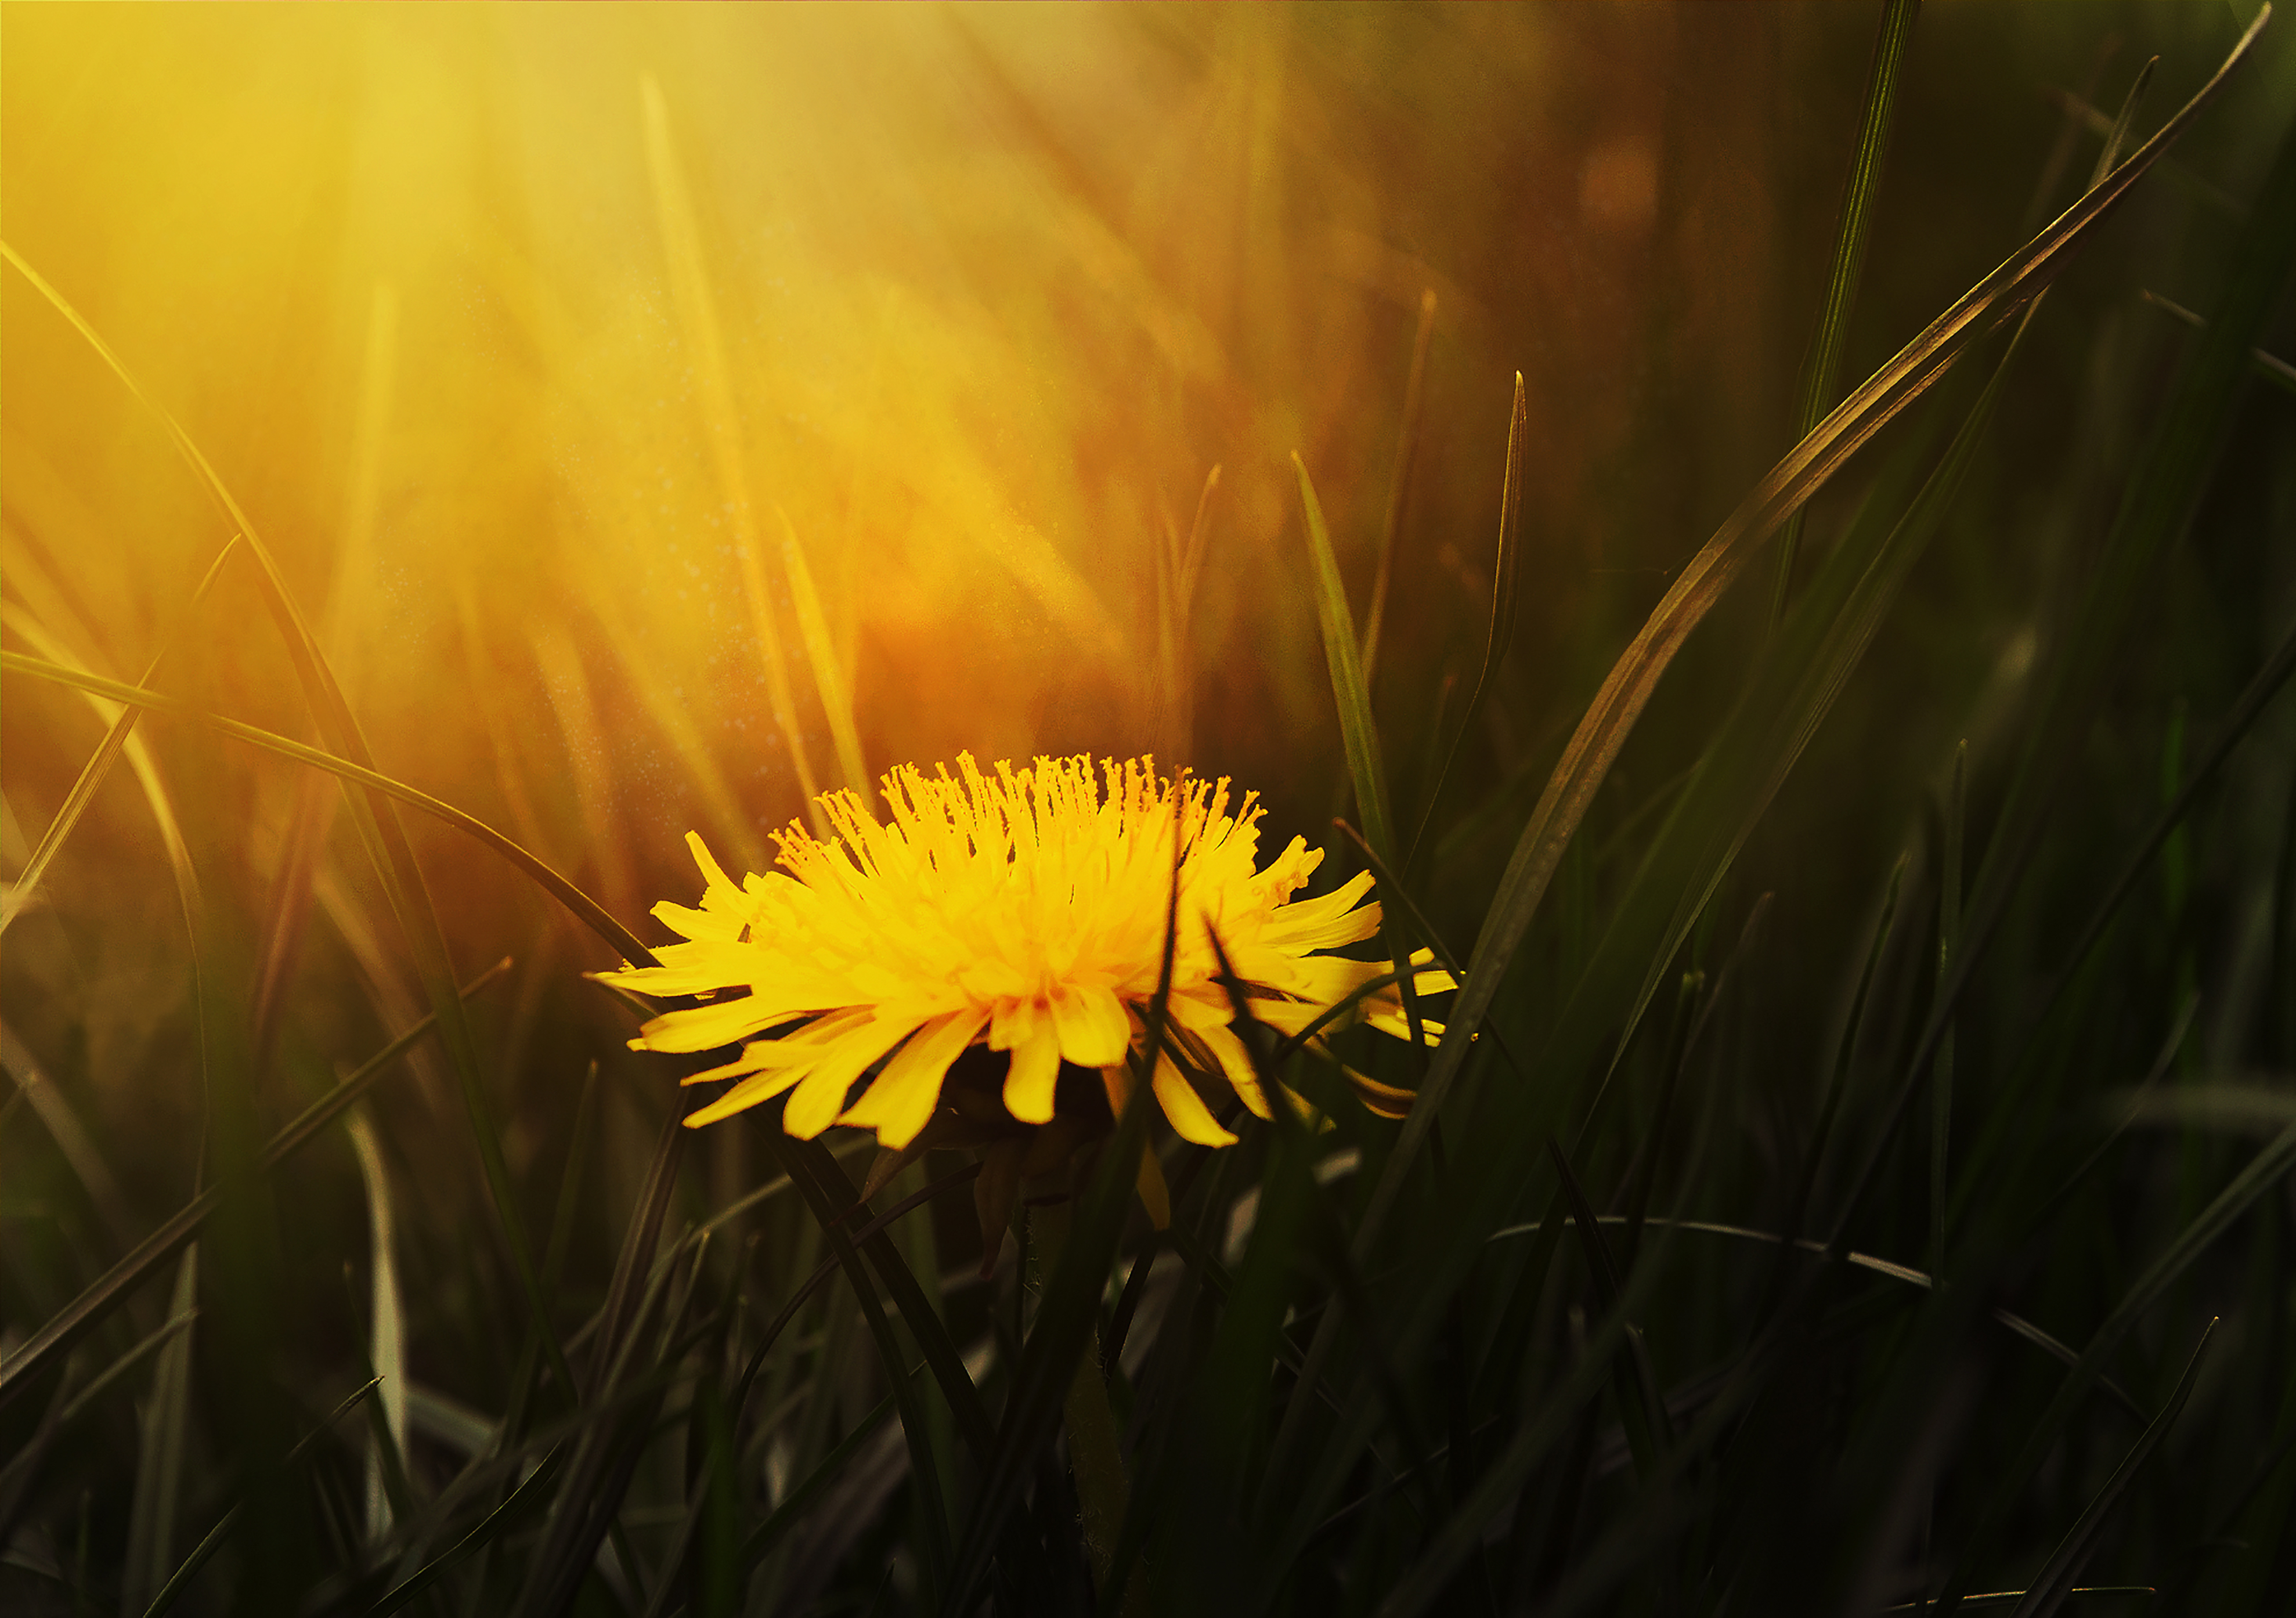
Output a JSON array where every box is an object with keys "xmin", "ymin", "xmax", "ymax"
[
  {"xmin": 1404, "ymin": 372, "xmax": 1526, "ymax": 872},
  {"xmin": 1829, "ymin": 75, "xmax": 2296, "ymax": 1408},
  {"xmin": 0, "ymin": 1306, "xmax": 196, "ymax": 1533},
  {"xmin": 942, "ymin": 1090, "xmax": 1148, "ymax": 1618},
  {"xmin": 118, "ymin": 1249, "xmax": 198, "ymax": 1618},
  {"xmin": 346, "ymin": 1111, "xmax": 411, "ymax": 1541},
  {"xmin": 0, "ymin": 958, "xmax": 511, "ymax": 1411},
  {"xmin": 639, "ymin": 74, "xmax": 829, "ymax": 839},
  {"xmin": 778, "ymin": 506, "xmax": 869, "ymax": 805},
  {"xmin": 1931, "ymin": 742, "xmax": 1966, "ymax": 1278},
  {"xmin": 1768, "ymin": 0, "xmax": 1919, "ymax": 629},
  {"xmin": 1362, "ymin": 288, "xmax": 1438, "ymax": 690},
  {"xmin": 1295, "ymin": 454, "xmax": 1394, "ymax": 864},
  {"xmin": 734, "ymin": 1380, "xmax": 906, "ymax": 1579},
  {"xmin": 0, "ymin": 1023, "xmax": 140, "ymax": 1257},
  {"xmin": 0, "ymin": 651, "xmax": 657, "ymax": 967}
]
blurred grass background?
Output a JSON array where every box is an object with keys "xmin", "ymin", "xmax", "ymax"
[{"xmin": 5, "ymin": 3, "xmax": 2296, "ymax": 1615}]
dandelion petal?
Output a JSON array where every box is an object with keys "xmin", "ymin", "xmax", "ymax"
[{"xmin": 1002, "ymin": 1018, "xmax": 1063, "ymax": 1124}]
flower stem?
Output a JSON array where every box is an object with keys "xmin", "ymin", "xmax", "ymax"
[{"xmin": 1031, "ymin": 1198, "xmax": 1147, "ymax": 1615}]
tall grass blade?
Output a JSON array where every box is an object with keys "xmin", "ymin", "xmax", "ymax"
[
  {"xmin": 1295, "ymin": 453, "xmax": 1394, "ymax": 863},
  {"xmin": 118, "ymin": 1248, "xmax": 197, "ymax": 1618},
  {"xmin": 0, "ymin": 1022, "xmax": 140, "ymax": 1256},
  {"xmin": 346, "ymin": 1110, "xmax": 410, "ymax": 1541},
  {"xmin": 0, "ymin": 1308, "xmax": 196, "ymax": 1534},
  {"xmin": 1768, "ymin": 0, "xmax": 1919, "ymax": 628},
  {"xmin": 1405, "ymin": 371, "xmax": 1526, "ymax": 870},
  {"xmin": 1363, "ymin": 288, "xmax": 1437, "ymax": 689},
  {"xmin": 638, "ymin": 75, "xmax": 829, "ymax": 839},
  {"xmin": 779, "ymin": 507, "xmax": 871, "ymax": 804},
  {"xmin": 1830, "ymin": 48, "xmax": 2296, "ymax": 1314},
  {"xmin": 1931, "ymin": 741, "xmax": 1965, "ymax": 1277}
]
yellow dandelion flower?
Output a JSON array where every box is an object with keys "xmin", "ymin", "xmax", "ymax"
[{"xmin": 595, "ymin": 753, "xmax": 1454, "ymax": 1151}]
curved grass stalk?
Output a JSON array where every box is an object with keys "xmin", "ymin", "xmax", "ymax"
[{"xmin": 0, "ymin": 650, "xmax": 656, "ymax": 968}]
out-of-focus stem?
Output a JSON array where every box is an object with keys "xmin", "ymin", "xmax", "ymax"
[{"xmin": 1033, "ymin": 1198, "xmax": 1148, "ymax": 1616}]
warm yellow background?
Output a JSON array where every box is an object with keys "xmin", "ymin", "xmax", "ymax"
[{"xmin": 3, "ymin": 4, "xmax": 1829, "ymax": 962}]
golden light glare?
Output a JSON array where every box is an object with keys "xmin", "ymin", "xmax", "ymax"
[{"xmin": 5, "ymin": 5, "xmax": 1779, "ymax": 986}]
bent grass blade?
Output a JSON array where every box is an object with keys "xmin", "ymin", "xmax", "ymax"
[{"xmin": 0, "ymin": 651, "xmax": 656, "ymax": 968}]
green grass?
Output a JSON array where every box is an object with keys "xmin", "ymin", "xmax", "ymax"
[{"xmin": 5, "ymin": 5, "xmax": 2296, "ymax": 1616}]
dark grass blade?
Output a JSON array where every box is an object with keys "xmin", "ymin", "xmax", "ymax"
[
  {"xmin": 726, "ymin": 1163, "xmax": 981, "ymax": 1425},
  {"xmin": 1930, "ymin": 742, "xmax": 1966, "ymax": 1278},
  {"xmin": 1364, "ymin": 5, "xmax": 2270, "ymax": 1267},
  {"xmin": 1404, "ymin": 372, "xmax": 1527, "ymax": 872},
  {"xmin": 2140, "ymin": 287, "xmax": 2296, "ymax": 396},
  {"xmin": 2004, "ymin": 1321, "xmax": 2215, "ymax": 1618},
  {"xmin": 1543, "ymin": 289, "xmax": 2023, "ymax": 1175},
  {"xmin": 0, "ymin": 958, "xmax": 511, "ymax": 1412},
  {"xmin": 1937, "ymin": 610, "xmax": 2296, "ymax": 1248},
  {"xmin": 1763, "ymin": 854, "xmax": 1910, "ymax": 1258},
  {"xmin": 0, "ymin": 651, "xmax": 656, "ymax": 967},
  {"xmin": 1296, "ymin": 453, "xmax": 1396, "ymax": 862},
  {"xmin": 1768, "ymin": 0, "xmax": 1920, "ymax": 627},
  {"xmin": 516, "ymin": 1231, "xmax": 701, "ymax": 1617},
  {"xmin": 118, "ymin": 1250, "xmax": 199, "ymax": 1616},
  {"xmin": 359, "ymin": 1453, "xmax": 566, "ymax": 1618},
  {"xmin": 1481, "ymin": 1215, "xmax": 2140, "ymax": 1417},
  {"xmin": 1919, "ymin": 27, "xmax": 2296, "ymax": 1205},
  {"xmin": 1936, "ymin": 1104, "xmax": 2296, "ymax": 1610},
  {"xmin": 1362, "ymin": 288, "xmax": 1438, "ymax": 689},
  {"xmin": 1101, "ymin": 1234, "xmax": 1161, "ymax": 1382}
]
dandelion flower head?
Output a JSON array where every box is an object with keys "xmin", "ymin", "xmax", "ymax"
[{"xmin": 597, "ymin": 753, "xmax": 1451, "ymax": 1150}]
